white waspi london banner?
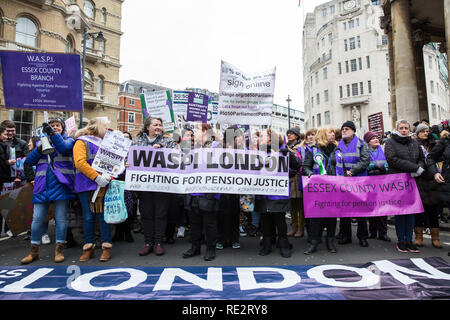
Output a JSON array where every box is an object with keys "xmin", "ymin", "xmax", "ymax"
[{"xmin": 218, "ymin": 60, "xmax": 276, "ymax": 126}]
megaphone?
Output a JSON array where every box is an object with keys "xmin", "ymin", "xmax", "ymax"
[{"xmin": 40, "ymin": 135, "xmax": 55, "ymax": 155}]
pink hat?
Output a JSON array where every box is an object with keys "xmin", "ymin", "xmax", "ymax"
[{"xmin": 363, "ymin": 131, "xmax": 378, "ymax": 144}]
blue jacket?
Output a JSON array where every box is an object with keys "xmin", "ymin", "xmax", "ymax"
[{"xmin": 25, "ymin": 133, "xmax": 75, "ymax": 204}]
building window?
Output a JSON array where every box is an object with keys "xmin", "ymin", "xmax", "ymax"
[
  {"xmin": 317, "ymin": 113, "xmax": 322, "ymax": 127},
  {"xmin": 351, "ymin": 59, "xmax": 357, "ymax": 72},
  {"xmin": 344, "ymin": 39, "xmax": 348, "ymax": 51},
  {"xmin": 98, "ymin": 39, "xmax": 105, "ymax": 53},
  {"xmin": 349, "ymin": 37, "xmax": 356, "ymax": 50},
  {"xmin": 101, "ymin": 8, "xmax": 107, "ymax": 23},
  {"xmin": 388, "ymin": 78, "xmax": 391, "ymax": 92},
  {"xmin": 316, "ymin": 93, "xmax": 320, "ymax": 105},
  {"xmin": 16, "ymin": 16, "xmax": 38, "ymax": 47},
  {"xmin": 97, "ymin": 76, "xmax": 103, "ymax": 95},
  {"xmin": 386, "ymin": 53, "xmax": 389, "ymax": 65},
  {"xmin": 325, "ymin": 111, "xmax": 331, "ymax": 124},
  {"xmin": 321, "ymin": 37, "xmax": 325, "ymax": 47},
  {"xmin": 338, "ymin": 62, "xmax": 342, "ymax": 74},
  {"xmin": 357, "ymin": 36, "xmax": 361, "ymax": 48},
  {"xmin": 311, "ymin": 97, "xmax": 314, "ymax": 108},
  {"xmin": 311, "ymin": 76, "xmax": 313, "ymax": 88},
  {"xmin": 432, "ymin": 104, "xmax": 437, "ymax": 118},
  {"xmin": 315, "ymin": 72, "xmax": 319, "ymax": 84},
  {"xmin": 323, "ymin": 67, "xmax": 328, "ymax": 80},
  {"xmin": 352, "ymin": 83, "xmax": 358, "ymax": 96},
  {"xmin": 368, "ymin": 80, "xmax": 372, "ymax": 94},
  {"xmin": 330, "ymin": 5, "xmax": 335, "ymax": 14},
  {"xmin": 345, "ymin": 60, "xmax": 349, "ymax": 73},
  {"xmin": 84, "ymin": 0, "xmax": 95, "ymax": 19},
  {"xmin": 129, "ymin": 98, "xmax": 135, "ymax": 105},
  {"xmin": 312, "ymin": 116, "xmax": 315, "ymax": 128},
  {"xmin": 367, "ymin": 55, "xmax": 371, "ymax": 68},
  {"xmin": 128, "ymin": 112, "xmax": 135, "ymax": 123},
  {"xmin": 322, "ymin": 8, "xmax": 327, "ymax": 17},
  {"xmin": 356, "ymin": 18, "xmax": 360, "ymax": 27},
  {"xmin": 66, "ymin": 35, "xmax": 74, "ymax": 53},
  {"xmin": 349, "ymin": 20, "xmax": 354, "ymax": 29},
  {"xmin": 339, "ymin": 85, "xmax": 343, "ymax": 98},
  {"xmin": 430, "ymin": 80, "xmax": 434, "ymax": 94},
  {"xmin": 381, "ymin": 35, "xmax": 388, "ymax": 45},
  {"xmin": 358, "ymin": 57, "xmax": 362, "ymax": 70},
  {"xmin": 11, "ymin": 110, "xmax": 34, "ymax": 142},
  {"xmin": 388, "ymin": 102, "xmax": 391, "ymax": 116},
  {"xmin": 324, "ymin": 90, "xmax": 329, "ymax": 102},
  {"xmin": 85, "ymin": 35, "xmax": 94, "ymax": 49},
  {"xmin": 360, "ymin": 82, "xmax": 364, "ymax": 95},
  {"xmin": 428, "ymin": 55, "xmax": 433, "ymax": 69},
  {"xmin": 347, "ymin": 84, "xmax": 350, "ymax": 97},
  {"xmin": 328, "ymin": 33, "xmax": 333, "ymax": 43}
]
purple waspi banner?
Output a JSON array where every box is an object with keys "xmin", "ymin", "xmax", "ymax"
[
  {"xmin": 0, "ymin": 51, "xmax": 82, "ymax": 112},
  {"xmin": 302, "ymin": 173, "xmax": 424, "ymax": 218}
]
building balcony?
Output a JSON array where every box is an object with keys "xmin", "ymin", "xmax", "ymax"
[
  {"xmin": 17, "ymin": 0, "xmax": 53, "ymax": 9},
  {"xmin": 0, "ymin": 39, "xmax": 45, "ymax": 53},
  {"xmin": 339, "ymin": 95, "xmax": 370, "ymax": 107},
  {"xmin": 84, "ymin": 48, "xmax": 103, "ymax": 64},
  {"xmin": 83, "ymin": 91, "xmax": 108, "ymax": 108},
  {"xmin": 310, "ymin": 52, "xmax": 332, "ymax": 72}
]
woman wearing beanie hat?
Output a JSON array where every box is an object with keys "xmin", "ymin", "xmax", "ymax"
[
  {"xmin": 413, "ymin": 124, "xmax": 443, "ymax": 248},
  {"xmin": 363, "ymin": 132, "xmax": 390, "ymax": 242}
]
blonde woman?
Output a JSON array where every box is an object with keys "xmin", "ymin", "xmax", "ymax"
[
  {"xmin": 302, "ymin": 127, "xmax": 338, "ymax": 254},
  {"xmin": 73, "ymin": 118, "xmax": 113, "ymax": 262}
]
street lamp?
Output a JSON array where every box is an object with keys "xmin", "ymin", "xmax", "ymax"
[
  {"xmin": 286, "ymin": 95, "xmax": 292, "ymax": 129},
  {"xmin": 79, "ymin": 27, "xmax": 106, "ymax": 128}
]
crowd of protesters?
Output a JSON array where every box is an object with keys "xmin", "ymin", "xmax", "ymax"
[{"xmin": 0, "ymin": 116, "xmax": 449, "ymax": 264}]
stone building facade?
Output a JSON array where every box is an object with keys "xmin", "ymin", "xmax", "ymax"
[{"xmin": 0, "ymin": 0, "xmax": 123, "ymax": 141}]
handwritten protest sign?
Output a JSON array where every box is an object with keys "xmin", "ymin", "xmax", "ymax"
[
  {"xmin": 302, "ymin": 173, "xmax": 424, "ymax": 218},
  {"xmin": 140, "ymin": 90, "xmax": 175, "ymax": 132},
  {"xmin": 65, "ymin": 116, "xmax": 77, "ymax": 136},
  {"xmin": 218, "ymin": 60, "xmax": 275, "ymax": 126},
  {"xmin": 92, "ymin": 130, "xmax": 132, "ymax": 178},
  {"xmin": 125, "ymin": 147, "xmax": 289, "ymax": 196}
]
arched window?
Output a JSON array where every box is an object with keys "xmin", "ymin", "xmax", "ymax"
[
  {"xmin": 85, "ymin": 35, "xmax": 93, "ymax": 49},
  {"xmin": 84, "ymin": 69, "xmax": 94, "ymax": 90},
  {"xmin": 97, "ymin": 76, "xmax": 104, "ymax": 95},
  {"xmin": 98, "ymin": 39, "xmax": 105, "ymax": 53},
  {"xmin": 16, "ymin": 16, "xmax": 38, "ymax": 47},
  {"xmin": 101, "ymin": 8, "xmax": 107, "ymax": 23},
  {"xmin": 83, "ymin": 0, "xmax": 95, "ymax": 19},
  {"xmin": 66, "ymin": 35, "xmax": 75, "ymax": 53}
]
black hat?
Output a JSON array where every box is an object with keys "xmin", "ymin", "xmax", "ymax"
[
  {"xmin": 341, "ymin": 120, "xmax": 356, "ymax": 132},
  {"xmin": 286, "ymin": 127, "xmax": 301, "ymax": 139}
]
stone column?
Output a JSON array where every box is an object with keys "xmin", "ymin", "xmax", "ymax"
[
  {"xmin": 445, "ymin": 0, "xmax": 450, "ymax": 87},
  {"xmin": 390, "ymin": 0, "xmax": 420, "ymax": 125},
  {"xmin": 387, "ymin": 25, "xmax": 397, "ymax": 129},
  {"xmin": 412, "ymin": 29, "xmax": 430, "ymax": 122}
]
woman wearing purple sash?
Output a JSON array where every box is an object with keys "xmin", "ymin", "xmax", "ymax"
[{"xmin": 364, "ymin": 131, "xmax": 391, "ymax": 242}]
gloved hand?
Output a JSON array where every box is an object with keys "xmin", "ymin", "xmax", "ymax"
[
  {"xmin": 94, "ymin": 173, "xmax": 111, "ymax": 188},
  {"xmin": 279, "ymin": 147, "xmax": 289, "ymax": 156},
  {"xmin": 42, "ymin": 123, "xmax": 55, "ymax": 136},
  {"xmin": 416, "ymin": 167, "xmax": 425, "ymax": 177},
  {"xmin": 368, "ymin": 163, "xmax": 375, "ymax": 171},
  {"xmin": 37, "ymin": 143, "xmax": 43, "ymax": 154}
]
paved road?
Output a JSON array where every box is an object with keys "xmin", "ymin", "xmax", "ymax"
[{"xmin": 1, "ymin": 220, "xmax": 449, "ymax": 267}]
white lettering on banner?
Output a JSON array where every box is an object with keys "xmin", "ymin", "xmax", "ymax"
[
  {"xmin": 0, "ymin": 268, "xmax": 58, "ymax": 293},
  {"xmin": 307, "ymin": 265, "xmax": 380, "ymax": 288},
  {"xmin": 236, "ymin": 267, "xmax": 301, "ymax": 290},
  {"xmin": 153, "ymin": 268, "xmax": 223, "ymax": 291},
  {"xmin": 70, "ymin": 268, "xmax": 148, "ymax": 292},
  {"xmin": 373, "ymin": 259, "xmax": 450, "ymax": 285}
]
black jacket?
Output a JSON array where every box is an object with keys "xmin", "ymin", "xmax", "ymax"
[
  {"xmin": 0, "ymin": 142, "xmax": 14, "ymax": 187},
  {"xmin": 384, "ymin": 133, "xmax": 425, "ymax": 174},
  {"xmin": 302, "ymin": 143, "xmax": 337, "ymax": 177},
  {"xmin": 427, "ymin": 137, "xmax": 450, "ymax": 205}
]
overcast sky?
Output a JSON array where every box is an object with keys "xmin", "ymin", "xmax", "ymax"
[{"xmin": 119, "ymin": 0, "xmax": 330, "ymax": 112}]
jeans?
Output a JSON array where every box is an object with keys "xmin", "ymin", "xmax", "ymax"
[
  {"xmin": 31, "ymin": 200, "xmax": 68, "ymax": 245},
  {"xmin": 251, "ymin": 211, "xmax": 261, "ymax": 228},
  {"xmin": 78, "ymin": 191, "xmax": 112, "ymax": 244},
  {"xmin": 395, "ymin": 214, "xmax": 415, "ymax": 242}
]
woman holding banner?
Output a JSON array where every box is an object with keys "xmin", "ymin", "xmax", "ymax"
[
  {"xmin": 256, "ymin": 129, "xmax": 301, "ymax": 258},
  {"xmin": 302, "ymin": 127, "xmax": 338, "ymax": 254},
  {"xmin": 73, "ymin": 118, "xmax": 113, "ymax": 262},
  {"xmin": 364, "ymin": 131, "xmax": 391, "ymax": 242},
  {"xmin": 21, "ymin": 117, "xmax": 75, "ymax": 264},
  {"xmin": 183, "ymin": 123, "xmax": 222, "ymax": 261},
  {"xmin": 385, "ymin": 119, "xmax": 425, "ymax": 253},
  {"xmin": 136, "ymin": 117, "xmax": 175, "ymax": 257}
]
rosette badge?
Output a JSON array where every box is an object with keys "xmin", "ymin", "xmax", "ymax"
[{"xmin": 313, "ymin": 153, "xmax": 326, "ymax": 175}]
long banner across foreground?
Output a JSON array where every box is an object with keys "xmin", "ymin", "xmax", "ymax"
[
  {"xmin": 0, "ymin": 258, "xmax": 449, "ymax": 300},
  {"xmin": 125, "ymin": 147, "xmax": 289, "ymax": 196}
]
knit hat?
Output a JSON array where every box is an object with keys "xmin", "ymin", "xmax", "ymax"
[
  {"xmin": 363, "ymin": 131, "xmax": 378, "ymax": 144},
  {"xmin": 286, "ymin": 127, "xmax": 301, "ymax": 139},
  {"xmin": 48, "ymin": 117, "xmax": 66, "ymax": 135},
  {"xmin": 341, "ymin": 120, "xmax": 356, "ymax": 132},
  {"xmin": 415, "ymin": 123, "xmax": 429, "ymax": 134}
]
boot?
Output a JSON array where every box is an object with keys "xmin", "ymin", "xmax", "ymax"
[
  {"xmin": 66, "ymin": 228, "xmax": 78, "ymax": 248},
  {"xmin": 430, "ymin": 228, "xmax": 443, "ymax": 248},
  {"xmin": 259, "ymin": 236, "xmax": 272, "ymax": 256},
  {"xmin": 21, "ymin": 244, "xmax": 39, "ymax": 264},
  {"xmin": 294, "ymin": 228, "xmax": 304, "ymax": 238},
  {"xmin": 124, "ymin": 229, "xmax": 134, "ymax": 243},
  {"xmin": 414, "ymin": 227, "xmax": 424, "ymax": 247},
  {"xmin": 54, "ymin": 243, "xmax": 65, "ymax": 263},
  {"xmin": 79, "ymin": 243, "xmax": 95, "ymax": 262},
  {"xmin": 100, "ymin": 242, "xmax": 112, "ymax": 262},
  {"xmin": 182, "ymin": 245, "xmax": 201, "ymax": 258},
  {"xmin": 304, "ymin": 240, "xmax": 319, "ymax": 255},
  {"xmin": 279, "ymin": 238, "xmax": 292, "ymax": 258},
  {"xmin": 287, "ymin": 226, "xmax": 297, "ymax": 237},
  {"xmin": 326, "ymin": 237, "xmax": 337, "ymax": 253},
  {"xmin": 204, "ymin": 246, "xmax": 216, "ymax": 261}
]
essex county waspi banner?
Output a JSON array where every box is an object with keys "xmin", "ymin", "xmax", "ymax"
[
  {"xmin": 218, "ymin": 60, "xmax": 275, "ymax": 126},
  {"xmin": 125, "ymin": 147, "xmax": 289, "ymax": 196},
  {"xmin": 0, "ymin": 51, "xmax": 82, "ymax": 111},
  {"xmin": 302, "ymin": 173, "xmax": 424, "ymax": 218}
]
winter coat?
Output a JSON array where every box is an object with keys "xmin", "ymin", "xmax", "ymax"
[
  {"xmin": 0, "ymin": 142, "xmax": 14, "ymax": 188},
  {"xmin": 25, "ymin": 133, "xmax": 76, "ymax": 203},
  {"xmin": 287, "ymin": 139, "xmax": 302, "ymax": 198},
  {"xmin": 427, "ymin": 137, "xmax": 450, "ymax": 205},
  {"xmin": 302, "ymin": 143, "xmax": 337, "ymax": 177},
  {"xmin": 415, "ymin": 137, "xmax": 439, "ymax": 206},
  {"xmin": 4, "ymin": 137, "xmax": 34, "ymax": 182}
]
